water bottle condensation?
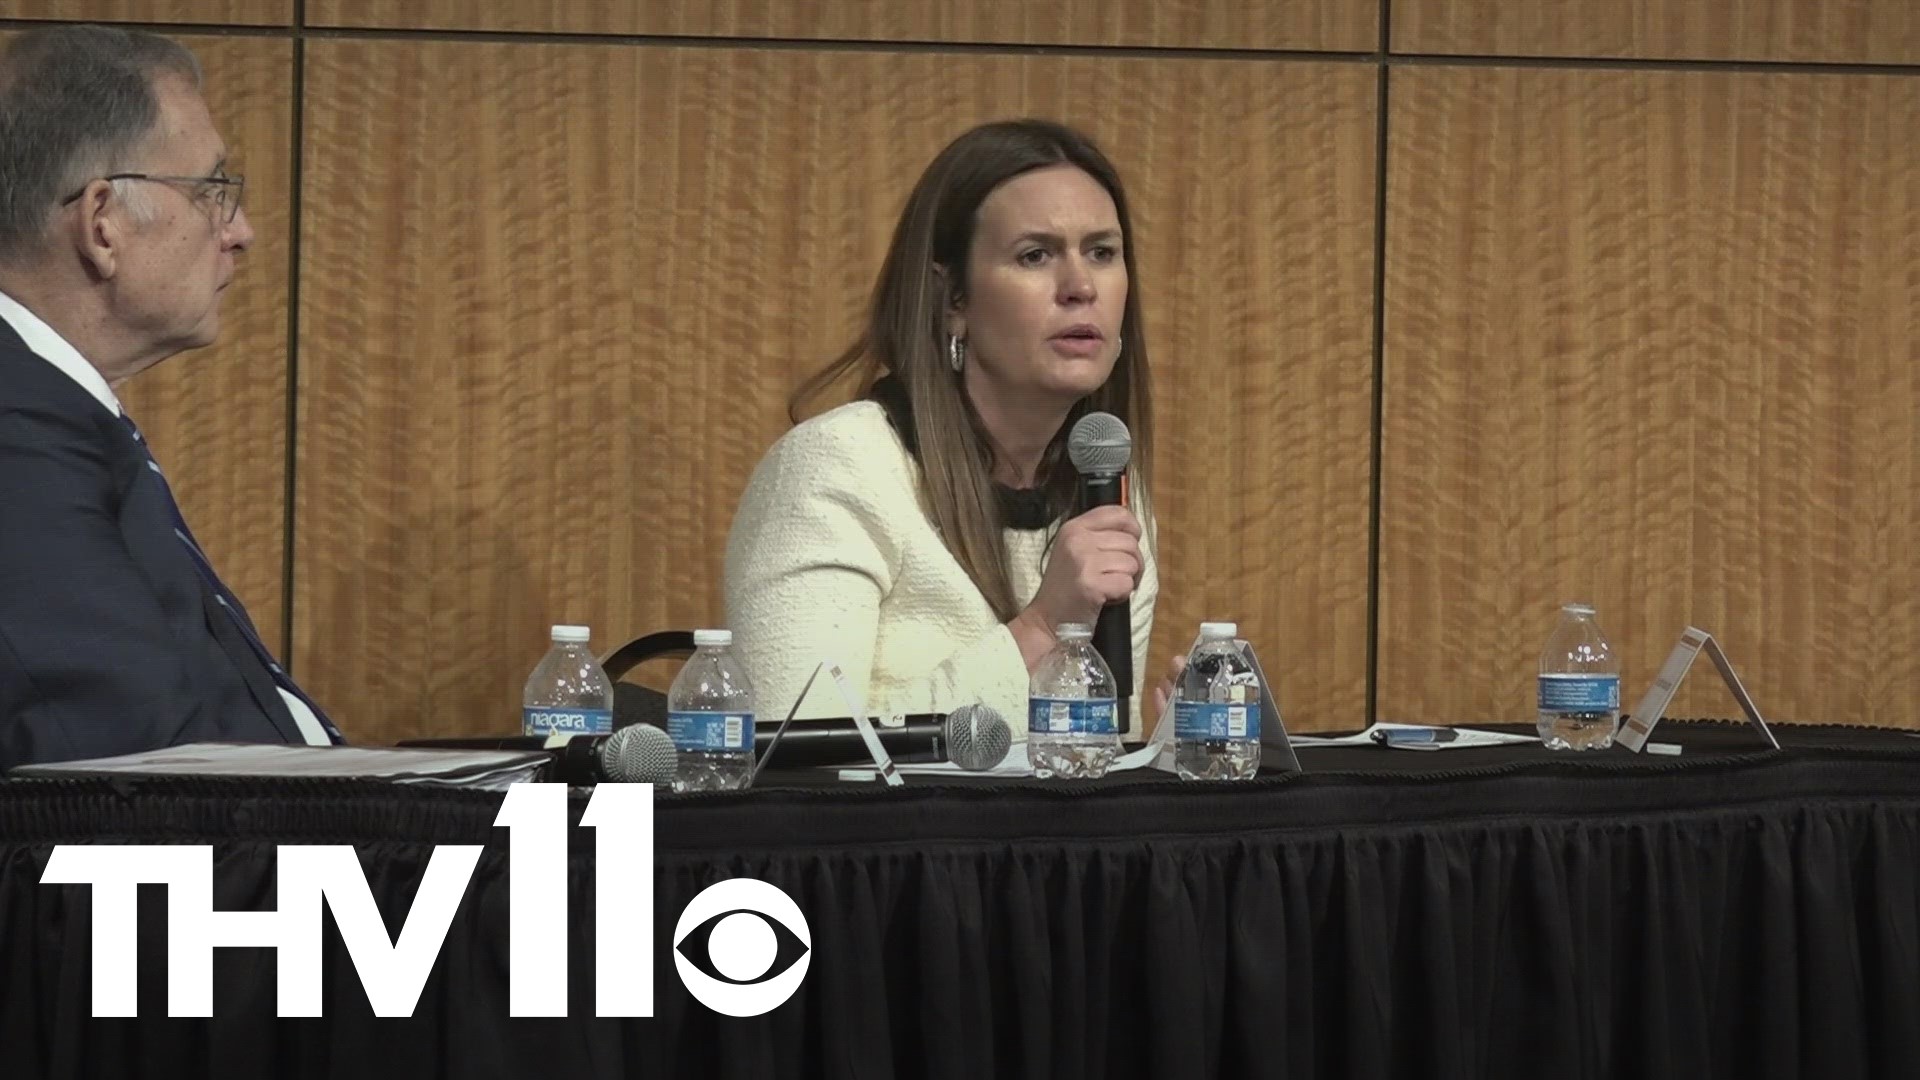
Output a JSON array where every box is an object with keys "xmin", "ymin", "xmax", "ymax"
[{"xmin": 522, "ymin": 624, "xmax": 614, "ymax": 737}]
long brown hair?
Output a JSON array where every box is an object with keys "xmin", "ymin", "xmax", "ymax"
[{"xmin": 791, "ymin": 119, "xmax": 1155, "ymax": 621}]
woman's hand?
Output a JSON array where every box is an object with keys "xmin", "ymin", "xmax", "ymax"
[{"xmin": 1008, "ymin": 505, "xmax": 1142, "ymax": 669}]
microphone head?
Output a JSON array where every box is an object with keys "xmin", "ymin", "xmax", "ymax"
[
  {"xmin": 1068, "ymin": 412, "xmax": 1132, "ymax": 476},
  {"xmin": 944, "ymin": 703, "xmax": 1013, "ymax": 771},
  {"xmin": 598, "ymin": 723, "xmax": 678, "ymax": 784}
]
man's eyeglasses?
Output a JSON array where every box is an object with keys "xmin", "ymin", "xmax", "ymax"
[{"xmin": 60, "ymin": 172, "xmax": 246, "ymax": 225}]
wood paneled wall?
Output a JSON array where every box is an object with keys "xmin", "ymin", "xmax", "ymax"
[
  {"xmin": 10, "ymin": 0, "xmax": 288, "ymax": 25},
  {"xmin": 1393, "ymin": 0, "xmax": 1920, "ymax": 63},
  {"xmin": 305, "ymin": 0, "xmax": 1379, "ymax": 51},
  {"xmin": 1380, "ymin": 67, "xmax": 1920, "ymax": 726},
  {"xmin": 12, "ymin": 0, "xmax": 1918, "ymax": 739}
]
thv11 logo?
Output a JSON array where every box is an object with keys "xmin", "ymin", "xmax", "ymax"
[{"xmin": 39, "ymin": 783, "xmax": 810, "ymax": 1018}]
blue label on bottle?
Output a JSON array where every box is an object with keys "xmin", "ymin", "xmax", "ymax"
[
  {"xmin": 1174, "ymin": 701, "xmax": 1261, "ymax": 741},
  {"xmin": 1028, "ymin": 697, "xmax": 1116, "ymax": 736},
  {"xmin": 668, "ymin": 711, "xmax": 753, "ymax": 752},
  {"xmin": 1537, "ymin": 674, "xmax": 1620, "ymax": 714},
  {"xmin": 523, "ymin": 706, "xmax": 612, "ymax": 737}
]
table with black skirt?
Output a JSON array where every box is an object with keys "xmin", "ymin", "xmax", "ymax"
[{"xmin": 1, "ymin": 720, "xmax": 1917, "ymax": 1080}]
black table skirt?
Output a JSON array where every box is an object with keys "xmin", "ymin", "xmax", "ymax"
[{"xmin": 3, "ymin": 722, "xmax": 1919, "ymax": 1079}]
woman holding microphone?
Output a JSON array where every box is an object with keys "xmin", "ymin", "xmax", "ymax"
[{"xmin": 724, "ymin": 118, "xmax": 1159, "ymax": 734}]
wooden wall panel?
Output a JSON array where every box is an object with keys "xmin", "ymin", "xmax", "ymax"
[
  {"xmin": 1380, "ymin": 67, "xmax": 1920, "ymax": 728},
  {"xmin": 306, "ymin": 0, "xmax": 1379, "ymax": 52},
  {"xmin": 295, "ymin": 41, "xmax": 1376, "ymax": 743},
  {"xmin": 1392, "ymin": 0, "xmax": 1920, "ymax": 64},
  {"xmin": 8, "ymin": 0, "xmax": 290, "ymax": 25}
]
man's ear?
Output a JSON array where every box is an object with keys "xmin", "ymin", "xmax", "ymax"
[{"xmin": 68, "ymin": 181, "xmax": 123, "ymax": 280}]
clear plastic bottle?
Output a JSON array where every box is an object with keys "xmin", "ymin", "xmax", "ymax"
[
  {"xmin": 1537, "ymin": 603, "xmax": 1620, "ymax": 751},
  {"xmin": 522, "ymin": 624, "xmax": 613, "ymax": 737},
  {"xmin": 1174, "ymin": 622, "xmax": 1262, "ymax": 781},
  {"xmin": 1028, "ymin": 622, "xmax": 1120, "ymax": 779},
  {"xmin": 666, "ymin": 629, "xmax": 756, "ymax": 792}
]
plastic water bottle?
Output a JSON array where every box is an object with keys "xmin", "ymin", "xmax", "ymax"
[
  {"xmin": 1028, "ymin": 622, "xmax": 1120, "ymax": 779},
  {"xmin": 1174, "ymin": 622, "xmax": 1262, "ymax": 781},
  {"xmin": 1537, "ymin": 603, "xmax": 1620, "ymax": 750},
  {"xmin": 666, "ymin": 629, "xmax": 755, "ymax": 793},
  {"xmin": 522, "ymin": 624, "xmax": 614, "ymax": 738}
]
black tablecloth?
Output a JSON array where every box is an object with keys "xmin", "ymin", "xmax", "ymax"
[{"xmin": 3, "ymin": 721, "xmax": 1919, "ymax": 1079}]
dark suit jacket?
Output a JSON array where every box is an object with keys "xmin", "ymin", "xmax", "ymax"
[{"xmin": 0, "ymin": 318, "xmax": 303, "ymax": 768}]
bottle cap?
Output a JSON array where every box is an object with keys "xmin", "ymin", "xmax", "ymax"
[
  {"xmin": 1562, "ymin": 603, "xmax": 1596, "ymax": 616},
  {"xmin": 550, "ymin": 624, "xmax": 590, "ymax": 643},
  {"xmin": 1199, "ymin": 621, "xmax": 1239, "ymax": 640},
  {"xmin": 1055, "ymin": 622, "xmax": 1092, "ymax": 641},
  {"xmin": 694, "ymin": 628, "xmax": 733, "ymax": 647}
]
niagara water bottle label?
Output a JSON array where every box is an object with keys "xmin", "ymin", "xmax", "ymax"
[
  {"xmin": 1174, "ymin": 701, "xmax": 1260, "ymax": 740},
  {"xmin": 668, "ymin": 710, "xmax": 753, "ymax": 751},
  {"xmin": 522, "ymin": 706, "xmax": 612, "ymax": 737},
  {"xmin": 1028, "ymin": 697, "xmax": 1117, "ymax": 735},
  {"xmin": 1537, "ymin": 674, "xmax": 1620, "ymax": 714}
]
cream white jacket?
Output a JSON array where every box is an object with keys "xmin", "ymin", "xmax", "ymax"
[{"xmin": 723, "ymin": 400, "xmax": 1157, "ymax": 735}]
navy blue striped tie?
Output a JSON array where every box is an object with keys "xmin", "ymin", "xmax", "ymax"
[{"xmin": 121, "ymin": 413, "xmax": 342, "ymax": 743}]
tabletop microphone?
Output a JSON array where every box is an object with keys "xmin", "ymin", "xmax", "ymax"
[
  {"xmin": 397, "ymin": 725, "xmax": 677, "ymax": 785},
  {"xmin": 1068, "ymin": 411, "xmax": 1135, "ymax": 735},
  {"xmin": 752, "ymin": 706, "xmax": 1015, "ymax": 770},
  {"xmin": 755, "ymin": 717, "xmax": 950, "ymax": 768},
  {"xmin": 943, "ymin": 703, "xmax": 1014, "ymax": 771},
  {"xmin": 607, "ymin": 682, "xmax": 1014, "ymax": 771}
]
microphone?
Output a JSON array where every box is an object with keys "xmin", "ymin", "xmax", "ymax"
[
  {"xmin": 1068, "ymin": 411, "xmax": 1135, "ymax": 735},
  {"xmin": 755, "ymin": 717, "xmax": 950, "ymax": 768},
  {"xmin": 605, "ymin": 680, "xmax": 1013, "ymax": 771},
  {"xmin": 574, "ymin": 724, "xmax": 677, "ymax": 784},
  {"xmin": 397, "ymin": 725, "xmax": 678, "ymax": 785},
  {"xmin": 944, "ymin": 703, "xmax": 1013, "ymax": 771},
  {"xmin": 753, "ymin": 707, "xmax": 1014, "ymax": 770}
]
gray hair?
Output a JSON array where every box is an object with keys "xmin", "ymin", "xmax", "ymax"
[{"xmin": 0, "ymin": 25, "xmax": 201, "ymax": 265}]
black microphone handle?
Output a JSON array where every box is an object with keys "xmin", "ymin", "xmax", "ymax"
[
  {"xmin": 1078, "ymin": 472, "xmax": 1125, "ymax": 513},
  {"xmin": 1094, "ymin": 603, "xmax": 1133, "ymax": 734},
  {"xmin": 756, "ymin": 719, "xmax": 948, "ymax": 769},
  {"xmin": 1077, "ymin": 470, "xmax": 1134, "ymax": 735}
]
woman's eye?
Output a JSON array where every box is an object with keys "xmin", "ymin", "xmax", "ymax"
[{"xmin": 1018, "ymin": 248, "xmax": 1049, "ymax": 266}]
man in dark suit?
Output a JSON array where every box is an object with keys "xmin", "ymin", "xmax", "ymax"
[{"xmin": 0, "ymin": 25, "xmax": 339, "ymax": 767}]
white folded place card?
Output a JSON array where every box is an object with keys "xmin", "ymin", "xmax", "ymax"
[
  {"xmin": 756, "ymin": 658, "xmax": 904, "ymax": 786},
  {"xmin": 1618, "ymin": 627, "xmax": 1777, "ymax": 753},
  {"xmin": 1147, "ymin": 638, "xmax": 1299, "ymax": 775}
]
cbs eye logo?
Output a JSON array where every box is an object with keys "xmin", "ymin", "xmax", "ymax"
[{"xmin": 672, "ymin": 878, "xmax": 812, "ymax": 1016}]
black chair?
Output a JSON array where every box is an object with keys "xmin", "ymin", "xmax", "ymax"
[{"xmin": 600, "ymin": 630, "xmax": 694, "ymax": 728}]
